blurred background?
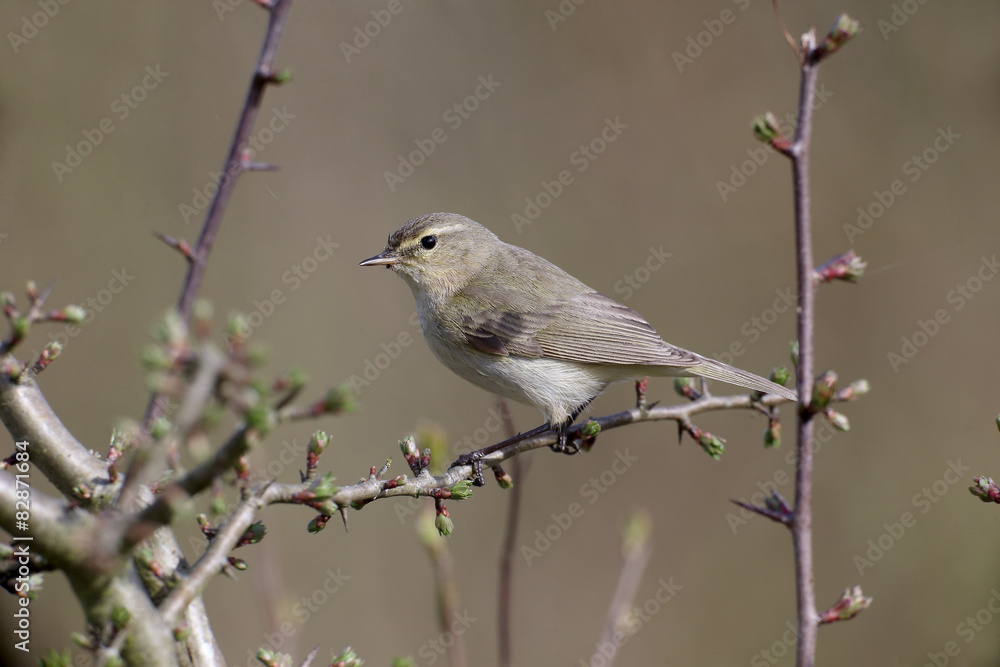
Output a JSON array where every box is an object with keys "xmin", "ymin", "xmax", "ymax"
[{"xmin": 2, "ymin": 0, "xmax": 1000, "ymax": 664}]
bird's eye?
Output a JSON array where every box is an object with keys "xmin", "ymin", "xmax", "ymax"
[{"xmin": 421, "ymin": 235, "xmax": 437, "ymax": 250}]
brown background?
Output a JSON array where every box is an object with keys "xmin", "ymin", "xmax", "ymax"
[{"xmin": 2, "ymin": 0, "xmax": 1000, "ymax": 665}]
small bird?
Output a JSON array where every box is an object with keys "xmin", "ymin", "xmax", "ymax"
[{"xmin": 360, "ymin": 213, "xmax": 796, "ymax": 452}]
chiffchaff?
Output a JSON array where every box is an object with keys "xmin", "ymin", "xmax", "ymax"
[{"xmin": 360, "ymin": 213, "xmax": 796, "ymax": 450}]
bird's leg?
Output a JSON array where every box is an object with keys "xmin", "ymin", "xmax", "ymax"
[
  {"xmin": 550, "ymin": 397, "xmax": 596, "ymax": 454},
  {"xmin": 449, "ymin": 422, "xmax": 554, "ymax": 485}
]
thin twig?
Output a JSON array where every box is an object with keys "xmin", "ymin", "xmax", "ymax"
[
  {"xmin": 596, "ymin": 512, "xmax": 653, "ymax": 667},
  {"xmin": 418, "ymin": 507, "xmax": 468, "ymax": 667},
  {"xmin": 130, "ymin": 0, "xmax": 294, "ymax": 501},
  {"xmin": 496, "ymin": 398, "xmax": 523, "ymax": 667}
]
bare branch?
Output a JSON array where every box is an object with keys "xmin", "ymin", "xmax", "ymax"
[{"xmin": 0, "ymin": 368, "xmax": 114, "ymax": 506}]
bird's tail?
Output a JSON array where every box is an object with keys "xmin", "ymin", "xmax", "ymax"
[{"xmin": 683, "ymin": 357, "xmax": 797, "ymax": 401}]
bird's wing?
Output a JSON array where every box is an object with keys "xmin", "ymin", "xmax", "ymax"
[{"xmin": 457, "ymin": 285, "xmax": 699, "ymax": 368}]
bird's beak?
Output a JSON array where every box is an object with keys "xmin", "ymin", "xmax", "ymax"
[{"xmin": 359, "ymin": 250, "xmax": 398, "ymax": 267}]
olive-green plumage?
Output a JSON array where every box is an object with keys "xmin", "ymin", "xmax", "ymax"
[{"xmin": 360, "ymin": 213, "xmax": 796, "ymax": 430}]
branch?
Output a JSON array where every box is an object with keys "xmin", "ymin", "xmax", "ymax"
[
  {"xmin": 0, "ymin": 365, "xmax": 114, "ymax": 506},
  {"xmin": 789, "ymin": 28, "xmax": 821, "ymax": 667},
  {"xmin": 595, "ymin": 511, "xmax": 653, "ymax": 667},
  {"xmin": 138, "ymin": 0, "xmax": 293, "ymax": 441},
  {"xmin": 496, "ymin": 399, "xmax": 523, "ymax": 667},
  {"xmin": 778, "ymin": 15, "xmax": 861, "ymax": 667}
]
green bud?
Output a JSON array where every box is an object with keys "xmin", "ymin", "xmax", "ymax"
[
  {"xmin": 331, "ymin": 646, "xmax": 363, "ymax": 667},
  {"xmin": 192, "ymin": 300, "xmax": 214, "ymax": 336},
  {"xmin": 435, "ymin": 513, "xmax": 454, "ymax": 537},
  {"xmin": 621, "ymin": 510, "xmax": 652, "ymax": 556},
  {"xmin": 752, "ymin": 112, "xmax": 783, "ymax": 143},
  {"xmin": 324, "ymin": 384, "xmax": 356, "ymax": 413},
  {"xmin": 40, "ymin": 650, "xmax": 72, "ymax": 667},
  {"xmin": 399, "ymin": 435, "xmax": 420, "ymax": 459},
  {"xmin": 311, "ymin": 472, "xmax": 340, "ymax": 499},
  {"xmin": 0, "ymin": 292, "xmax": 15, "ymax": 308},
  {"xmin": 209, "ymin": 493, "xmax": 228, "ymax": 517},
  {"xmin": 770, "ymin": 366, "xmax": 791, "ymax": 386},
  {"xmin": 12, "ymin": 315, "xmax": 29, "ymax": 340},
  {"xmin": 141, "ymin": 345, "xmax": 173, "ymax": 371},
  {"xmin": 308, "ymin": 431, "xmax": 331, "ymax": 457},
  {"xmin": 111, "ymin": 605, "xmax": 131, "ymax": 631},
  {"xmin": 227, "ymin": 314, "xmax": 249, "ymax": 341},
  {"xmin": 193, "ymin": 299, "xmax": 214, "ymax": 321},
  {"xmin": 827, "ymin": 410, "xmax": 850, "ymax": 432},
  {"xmin": 287, "ymin": 368, "xmax": 309, "ymax": 389},
  {"xmin": 62, "ymin": 305, "xmax": 87, "ymax": 324},
  {"xmin": 307, "ymin": 514, "xmax": 330, "ymax": 534},
  {"xmin": 246, "ymin": 344, "xmax": 269, "ymax": 366},
  {"xmin": 494, "ymin": 469, "xmax": 514, "ymax": 489},
  {"xmin": 150, "ymin": 417, "xmax": 172, "ymax": 440},
  {"xmin": 845, "ymin": 378, "xmax": 870, "ymax": 399},
  {"xmin": 244, "ymin": 404, "xmax": 276, "ymax": 435},
  {"xmin": 580, "ymin": 419, "xmax": 601, "ymax": 438},
  {"xmin": 699, "ymin": 432, "xmax": 725, "ymax": 459},
  {"xmin": 269, "ymin": 69, "xmax": 294, "ymax": 85},
  {"xmin": 811, "ymin": 370, "xmax": 838, "ymax": 410},
  {"xmin": 448, "ymin": 480, "xmax": 474, "ymax": 500},
  {"xmin": 764, "ymin": 419, "xmax": 781, "ymax": 448},
  {"xmin": 790, "ymin": 341, "xmax": 800, "ymax": 367}
]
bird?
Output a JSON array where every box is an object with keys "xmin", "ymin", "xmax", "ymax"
[{"xmin": 360, "ymin": 212, "xmax": 796, "ymax": 455}]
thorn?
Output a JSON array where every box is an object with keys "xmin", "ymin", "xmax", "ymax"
[
  {"xmin": 153, "ymin": 232, "xmax": 194, "ymax": 262},
  {"xmin": 731, "ymin": 491, "xmax": 793, "ymax": 525},
  {"xmin": 339, "ymin": 506, "xmax": 349, "ymax": 532},
  {"xmin": 244, "ymin": 161, "xmax": 279, "ymax": 172},
  {"xmin": 300, "ymin": 645, "xmax": 320, "ymax": 667}
]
